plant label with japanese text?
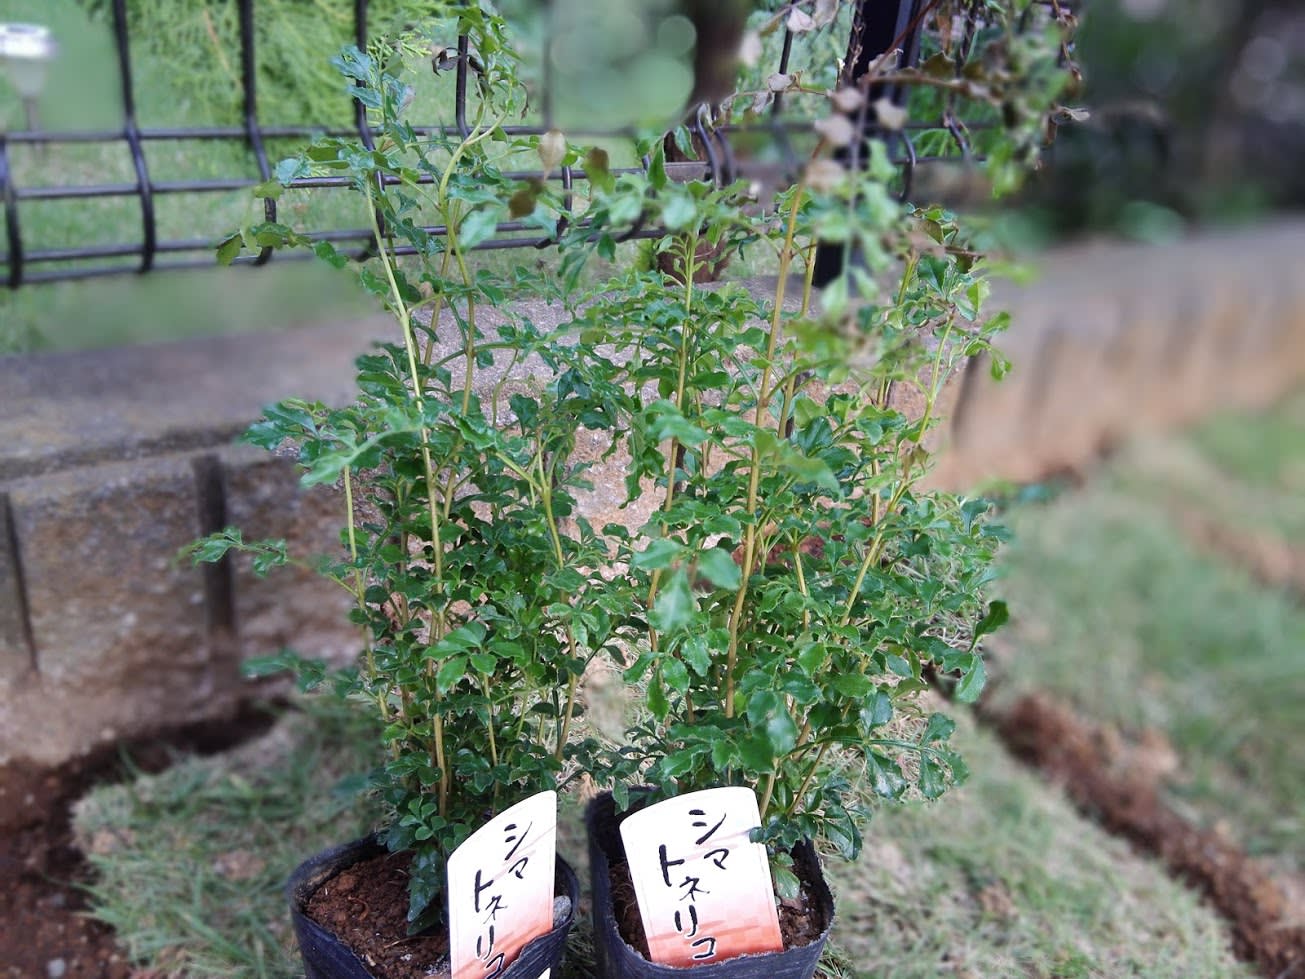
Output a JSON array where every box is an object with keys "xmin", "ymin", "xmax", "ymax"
[
  {"xmin": 448, "ymin": 790, "xmax": 557, "ymax": 979},
  {"xmin": 620, "ymin": 786, "xmax": 784, "ymax": 967}
]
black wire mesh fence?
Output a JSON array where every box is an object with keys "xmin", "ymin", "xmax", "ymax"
[{"xmin": 0, "ymin": 0, "xmax": 1066, "ymax": 288}]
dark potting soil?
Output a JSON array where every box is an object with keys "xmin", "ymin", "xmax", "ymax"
[
  {"xmin": 305, "ymin": 850, "xmax": 452, "ymax": 979},
  {"xmin": 994, "ymin": 692, "xmax": 1305, "ymax": 978},
  {"xmin": 607, "ymin": 856, "xmax": 827, "ymax": 963}
]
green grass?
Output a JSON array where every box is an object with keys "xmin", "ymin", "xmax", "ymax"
[
  {"xmin": 0, "ymin": 261, "xmax": 379, "ymax": 353},
  {"xmin": 72, "ymin": 701, "xmax": 382, "ymax": 979},
  {"xmin": 73, "ymin": 700, "xmax": 1253, "ymax": 977},
  {"xmin": 1187, "ymin": 390, "xmax": 1305, "ymax": 496},
  {"xmin": 830, "ymin": 714, "xmax": 1252, "ymax": 978},
  {"xmin": 1101, "ymin": 390, "xmax": 1305, "ymax": 548},
  {"xmin": 994, "ymin": 400, "xmax": 1305, "ymax": 875}
]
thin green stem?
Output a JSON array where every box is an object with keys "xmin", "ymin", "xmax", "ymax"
[
  {"xmin": 538, "ymin": 452, "xmax": 582, "ymax": 764},
  {"xmin": 365, "ymin": 191, "xmax": 449, "ymax": 818},
  {"xmin": 724, "ymin": 183, "xmax": 806, "ymax": 717},
  {"xmin": 646, "ymin": 230, "xmax": 699, "ymax": 654},
  {"xmin": 840, "ymin": 313, "xmax": 955, "ymax": 627},
  {"xmin": 784, "ymin": 741, "xmax": 831, "ymax": 819}
]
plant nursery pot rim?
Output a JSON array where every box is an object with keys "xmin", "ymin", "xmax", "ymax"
[
  {"xmin": 287, "ymin": 833, "xmax": 579, "ymax": 979},
  {"xmin": 585, "ymin": 791, "xmax": 834, "ymax": 978}
]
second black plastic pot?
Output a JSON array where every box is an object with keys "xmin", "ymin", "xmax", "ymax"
[
  {"xmin": 585, "ymin": 792, "xmax": 835, "ymax": 979},
  {"xmin": 286, "ymin": 834, "xmax": 579, "ymax": 979}
]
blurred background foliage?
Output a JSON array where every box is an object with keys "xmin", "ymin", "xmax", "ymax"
[{"xmin": 1026, "ymin": 0, "xmax": 1305, "ymax": 238}]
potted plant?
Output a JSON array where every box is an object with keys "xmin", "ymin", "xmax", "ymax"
[
  {"xmin": 189, "ymin": 10, "xmax": 619, "ymax": 977},
  {"xmin": 549, "ymin": 3, "xmax": 1076, "ymax": 976},
  {"xmin": 188, "ymin": 0, "xmax": 1074, "ymax": 974}
]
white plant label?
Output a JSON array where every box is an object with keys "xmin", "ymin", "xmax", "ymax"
[
  {"xmin": 447, "ymin": 789, "xmax": 557, "ymax": 979},
  {"xmin": 620, "ymin": 786, "xmax": 784, "ymax": 967}
]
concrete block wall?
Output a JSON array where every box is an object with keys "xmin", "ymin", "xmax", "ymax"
[
  {"xmin": 3, "ymin": 221, "xmax": 1304, "ymax": 768},
  {"xmin": 929, "ymin": 222, "xmax": 1305, "ymax": 487}
]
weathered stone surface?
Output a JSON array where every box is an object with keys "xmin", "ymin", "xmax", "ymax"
[
  {"xmin": 0, "ymin": 315, "xmax": 390, "ymax": 481},
  {"xmin": 0, "ymin": 456, "xmax": 217, "ymax": 766},
  {"xmin": 0, "ymin": 494, "xmax": 33, "ymax": 682}
]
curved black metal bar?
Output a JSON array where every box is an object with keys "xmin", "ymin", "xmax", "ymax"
[
  {"xmin": 0, "ymin": 135, "xmax": 23, "ymax": 288},
  {"xmin": 693, "ymin": 104, "xmax": 723, "ymax": 187},
  {"xmin": 0, "ymin": 0, "xmax": 981, "ymax": 288},
  {"xmin": 352, "ymin": 0, "xmax": 383, "ymax": 261},
  {"xmin": 239, "ymin": 0, "xmax": 276, "ymax": 266},
  {"xmin": 771, "ymin": 28, "xmax": 795, "ymax": 116},
  {"xmin": 454, "ymin": 34, "xmax": 472, "ymax": 137},
  {"xmin": 944, "ymin": 112, "xmax": 973, "ymax": 162},
  {"xmin": 540, "ymin": 163, "xmax": 572, "ymax": 245},
  {"xmin": 112, "ymin": 0, "xmax": 157, "ymax": 275},
  {"xmin": 712, "ymin": 126, "xmax": 736, "ymax": 186},
  {"xmin": 898, "ymin": 130, "xmax": 917, "ymax": 203}
]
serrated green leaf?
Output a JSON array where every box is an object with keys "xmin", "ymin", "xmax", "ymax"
[
  {"xmin": 662, "ymin": 656, "xmax": 690, "ymax": 694},
  {"xmin": 954, "ymin": 656, "xmax": 986, "ymax": 704},
  {"xmin": 647, "ymin": 672, "xmax": 670, "ymax": 721},
  {"xmin": 771, "ymin": 862, "xmax": 801, "ymax": 901},
  {"xmin": 860, "ymin": 689, "xmax": 894, "ymax": 728},
  {"xmin": 650, "ymin": 568, "xmax": 695, "ymax": 633},
  {"xmin": 973, "ymin": 599, "xmax": 1009, "ymax": 645},
  {"xmin": 662, "ymin": 192, "xmax": 698, "ymax": 232},
  {"xmin": 252, "ymin": 178, "xmax": 284, "ymax": 201},
  {"xmin": 830, "ymin": 672, "xmax": 873, "ymax": 698},
  {"xmin": 632, "ymin": 538, "xmax": 682, "ymax": 570},
  {"xmin": 710, "ymin": 738, "xmax": 734, "ymax": 770},
  {"xmin": 920, "ymin": 712, "xmax": 955, "ymax": 745},
  {"xmin": 918, "ymin": 756, "xmax": 945, "ymax": 799},
  {"xmin": 458, "ymin": 206, "xmax": 503, "ymax": 250},
  {"xmin": 696, "ymin": 547, "xmax": 741, "ymax": 590},
  {"xmin": 436, "ymin": 655, "xmax": 467, "ymax": 693},
  {"xmin": 766, "ymin": 711, "xmax": 799, "ymax": 755},
  {"xmin": 737, "ymin": 734, "xmax": 773, "ymax": 772},
  {"xmin": 681, "ymin": 634, "xmax": 713, "ymax": 676},
  {"xmin": 215, "ymin": 233, "xmax": 243, "ymax": 266},
  {"xmin": 747, "ymin": 690, "xmax": 780, "ymax": 728},
  {"xmin": 865, "ymin": 751, "xmax": 906, "ymax": 799}
]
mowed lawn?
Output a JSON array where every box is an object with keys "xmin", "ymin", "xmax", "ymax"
[{"xmin": 993, "ymin": 390, "xmax": 1305, "ymax": 881}]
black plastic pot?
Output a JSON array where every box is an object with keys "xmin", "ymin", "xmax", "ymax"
[
  {"xmin": 287, "ymin": 834, "xmax": 579, "ymax": 979},
  {"xmin": 585, "ymin": 793, "xmax": 834, "ymax": 979}
]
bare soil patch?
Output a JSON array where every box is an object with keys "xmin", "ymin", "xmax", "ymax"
[
  {"xmin": 1172, "ymin": 504, "xmax": 1305, "ymax": 598},
  {"xmin": 990, "ymin": 692, "xmax": 1305, "ymax": 978},
  {"xmin": 0, "ymin": 705, "xmax": 278, "ymax": 979}
]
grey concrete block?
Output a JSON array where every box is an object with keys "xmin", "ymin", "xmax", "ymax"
[
  {"xmin": 8, "ymin": 456, "xmax": 206, "ymax": 684},
  {"xmin": 0, "ymin": 455, "xmax": 220, "ymax": 765}
]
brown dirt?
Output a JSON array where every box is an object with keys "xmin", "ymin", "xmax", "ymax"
[
  {"xmin": 0, "ymin": 704, "xmax": 279, "ymax": 979},
  {"xmin": 305, "ymin": 850, "xmax": 451, "ymax": 979},
  {"xmin": 0, "ymin": 763, "xmax": 132, "ymax": 979},
  {"xmin": 1172, "ymin": 503, "xmax": 1305, "ymax": 597},
  {"xmin": 990, "ymin": 692, "xmax": 1305, "ymax": 978}
]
